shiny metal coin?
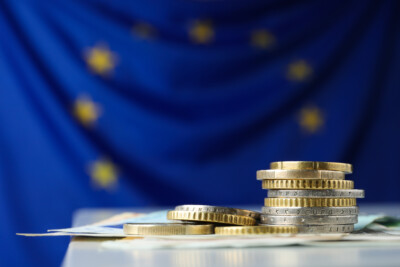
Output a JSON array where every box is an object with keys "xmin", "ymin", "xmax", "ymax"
[
  {"xmin": 261, "ymin": 206, "xmax": 359, "ymax": 216},
  {"xmin": 267, "ymin": 189, "xmax": 364, "ymax": 198},
  {"xmin": 257, "ymin": 170, "xmax": 345, "ymax": 180},
  {"xmin": 260, "ymin": 215, "xmax": 358, "ymax": 225},
  {"xmin": 123, "ymin": 223, "xmax": 214, "ymax": 235},
  {"xmin": 174, "ymin": 205, "xmax": 260, "ymax": 220},
  {"xmin": 295, "ymin": 224, "xmax": 354, "ymax": 234},
  {"xmin": 270, "ymin": 161, "xmax": 352, "ymax": 174}
]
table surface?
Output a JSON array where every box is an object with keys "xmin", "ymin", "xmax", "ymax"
[{"xmin": 62, "ymin": 204, "xmax": 400, "ymax": 267}]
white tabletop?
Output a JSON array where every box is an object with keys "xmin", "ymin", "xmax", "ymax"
[{"xmin": 62, "ymin": 204, "xmax": 400, "ymax": 267}]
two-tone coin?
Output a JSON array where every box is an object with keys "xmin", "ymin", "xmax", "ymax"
[
  {"xmin": 257, "ymin": 170, "xmax": 345, "ymax": 180},
  {"xmin": 267, "ymin": 189, "xmax": 364, "ymax": 198},
  {"xmin": 261, "ymin": 206, "xmax": 359, "ymax": 216},
  {"xmin": 123, "ymin": 223, "xmax": 214, "ymax": 235},
  {"xmin": 260, "ymin": 215, "xmax": 358, "ymax": 225}
]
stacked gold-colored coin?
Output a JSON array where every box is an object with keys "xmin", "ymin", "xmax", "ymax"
[{"xmin": 258, "ymin": 161, "xmax": 364, "ymax": 234}]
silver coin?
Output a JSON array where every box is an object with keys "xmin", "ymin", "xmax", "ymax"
[
  {"xmin": 296, "ymin": 224, "xmax": 354, "ymax": 234},
  {"xmin": 261, "ymin": 206, "xmax": 359, "ymax": 216},
  {"xmin": 256, "ymin": 170, "xmax": 345, "ymax": 180},
  {"xmin": 267, "ymin": 189, "xmax": 364, "ymax": 198},
  {"xmin": 260, "ymin": 215, "xmax": 358, "ymax": 225},
  {"xmin": 174, "ymin": 205, "xmax": 261, "ymax": 219}
]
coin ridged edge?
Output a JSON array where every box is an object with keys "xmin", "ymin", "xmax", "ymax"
[
  {"xmin": 262, "ymin": 179, "xmax": 354, "ymax": 189},
  {"xmin": 174, "ymin": 205, "xmax": 260, "ymax": 219},
  {"xmin": 167, "ymin": 211, "xmax": 256, "ymax": 226},
  {"xmin": 270, "ymin": 161, "xmax": 352, "ymax": 174},
  {"xmin": 215, "ymin": 225, "xmax": 298, "ymax": 235},
  {"xmin": 264, "ymin": 198, "xmax": 356, "ymax": 207}
]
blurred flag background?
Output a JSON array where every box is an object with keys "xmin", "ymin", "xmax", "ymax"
[{"xmin": 1, "ymin": 0, "xmax": 400, "ymax": 266}]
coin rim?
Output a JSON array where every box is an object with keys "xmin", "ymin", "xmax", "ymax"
[
  {"xmin": 260, "ymin": 215, "xmax": 358, "ymax": 225},
  {"xmin": 167, "ymin": 210, "xmax": 257, "ymax": 226},
  {"xmin": 257, "ymin": 170, "xmax": 345, "ymax": 180},
  {"xmin": 261, "ymin": 206, "xmax": 359, "ymax": 216},
  {"xmin": 123, "ymin": 223, "xmax": 214, "ymax": 235},
  {"xmin": 261, "ymin": 179, "xmax": 354, "ymax": 190},
  {"xmin": 215, "ymin": 225, "xmax": 298, "ymax": 235},
  {"xmin": 264, "ymin": 197, "xmax": 357, "ymax": 207},
  {"xmin": 270, "ymin": 161, "xmax": 353, "ymax": 174},
  {"xmin": 267, "ymin": 189, "xmax": 364, "ymax": 198},
  {"xmin": 174, "ymin": 205, "xmax": 260, "ymax": 219}
]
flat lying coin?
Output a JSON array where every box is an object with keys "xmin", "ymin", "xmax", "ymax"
[
  {"xmin": 215, "ymin": 225, "xmax": 298, "ymax": 235},
  {"xmin": 257, "ymin": 170, "xmax": 345, "ymax": 180},
  {"xmin": 264, "ymin": 198, "xmax": 356, "ymax": 207},
  {"xmin": 174, "ymin": 205, "xmax": 260, "ymax": 220},
  {"xmin": 262, "ymin": 179, "xmax": 354, "ymax": 189},
  {"xmin": 167, "ymin": 210, "xmax": 256, "ymax": 226},
  {"xmin": 261, "ymin": 206, "xmax": 359, "ymax": 216},
  {"xmin": 260, "ymin": 215, "xmax": 358, "ymax": 225},
  {"xmin": 270, "ymin": 161, "xmax": 352, "ymax": 174},
  {"xmin": 294, "ymin": 224, "xmax": 354, "ymax": 234},
  {"xmin": 267, "ymin": 189, "xmax": 364, "ymax": 198},
  {"xmin": 123, "ymin": 223, "xmax": 214, "ymax": 235}
]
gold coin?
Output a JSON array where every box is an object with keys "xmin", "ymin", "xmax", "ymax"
[
  {"xmin": 123, "ymin": 223, "xmax": 214, "ymax": 235},
  {"xmin": 167, "ymin": 210, "xmax": 256, "ymax": 226},
  {"xmin": 270, "ymin": 161, "xmax": 352, "ymax": 174},
  {"xmin": 262, "ymin": 179, "xmax": 354, "ymax": 189},
  {"xmin": 215, "ymin": 225, "xmax": 298, "ymax": 235},
  {"xmin": 264, "ymin": 197, "xmax": 356, "ymax": 207},
  {"xmin": 257, "ymin": 170, "xmax": 345, "ymax": 180}
]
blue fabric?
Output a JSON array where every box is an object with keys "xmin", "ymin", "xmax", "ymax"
[{"xmin": 1, "ymin": 0, "xmax": 400, "ymax": 265}]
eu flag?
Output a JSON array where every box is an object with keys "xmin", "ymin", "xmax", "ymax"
[{"xmin": 1, "ymin": 0, "xmax": 399, "ymax": 265}]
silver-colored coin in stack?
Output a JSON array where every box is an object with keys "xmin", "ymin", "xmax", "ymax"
[{"xmin": 257, "ymin": 161, "xmax": 365, "ymax": 234}]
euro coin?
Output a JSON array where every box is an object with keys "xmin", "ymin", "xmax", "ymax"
[
  {"xmin": 167, "ymin": 210, "xmax": 256, "ymax": 226},
  {"xmin": 262, "ymin": 179, "xmax": 354, "ymax": 190},
  {"xmin": 260, "ymin": 215, "xmax": 358, "ymax": 225},
  {"xmin": 215, "ymin": 225, "xmax": 298, "ymax": 235},
  {"xmin": 270, "ymin": 161, "xmax": 352, "ymax": 174},
  {"xmin": 295, "ymin": 224, "xmax": 354, "ymax": 234},
  {"xmin": 261, "ymin": 206, "xmax": 359, "ymax": 216},
  {"xmin": 257, "ymin": 170, "xmax": 345, "ymax": 180},
  {"xmin": 123, "ymin": 223, "xmax": 214, "ymax": 235},
  {"xmin": 267, "ymin": 189, "xmax": 364, "ymax": 198},
  {"xmin": 174, "ymin": 205, "xmax": 260, "ymax": 220},
  {"xmin": 264, "ymin": 197, "xmax": 356, "ymax": 207}
]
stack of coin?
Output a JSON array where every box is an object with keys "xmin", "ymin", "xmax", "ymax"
[
  {"xmin": 258, "ymin": 161, "xmax": 364, "ymax": 233},
  {"xmin": 166, "ymin": 205, "xmax": 297, "ymax": 235}
]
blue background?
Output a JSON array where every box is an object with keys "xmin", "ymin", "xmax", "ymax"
[{"xmin": 1, "ymin": 0, "xmax": 400, "ymax": 266}]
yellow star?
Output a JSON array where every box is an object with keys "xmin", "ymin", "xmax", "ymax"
[
  {"xmin": 73, "ymin": 95, "xmax": 102, "ymax": 127},
  {"xmin": 132, "ymin": 22, "xmax": 157, "ymax": 40},
  {"xmin": 251, "ymin": 30, "xmax": 276, "ymax": 49},
  {"xmin": 84, "ymin": 44, "xmax": 117, "ymax": 75},
  {"xmin": 298, "ymin": 106, "xmax": 324, "ymax": 134},
  {"xmin": 287, "ymin": 60, "xmax": 313, "ymax": 81},
  {"xmin": 88, "ymin": 158, "xmax": 118, "ymax": 189},
  {"xmin": 189, "ymin": 20, "xmax": 214, "ymax": 44}
]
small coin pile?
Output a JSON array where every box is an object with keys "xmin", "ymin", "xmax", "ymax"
[
  {"xmin": 258, "ymin": 161, "xmax": 364, "ymax": 233},
  {"xmin": 123, "ymin": 161, "xmax": 364, "ymax": 236}
]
